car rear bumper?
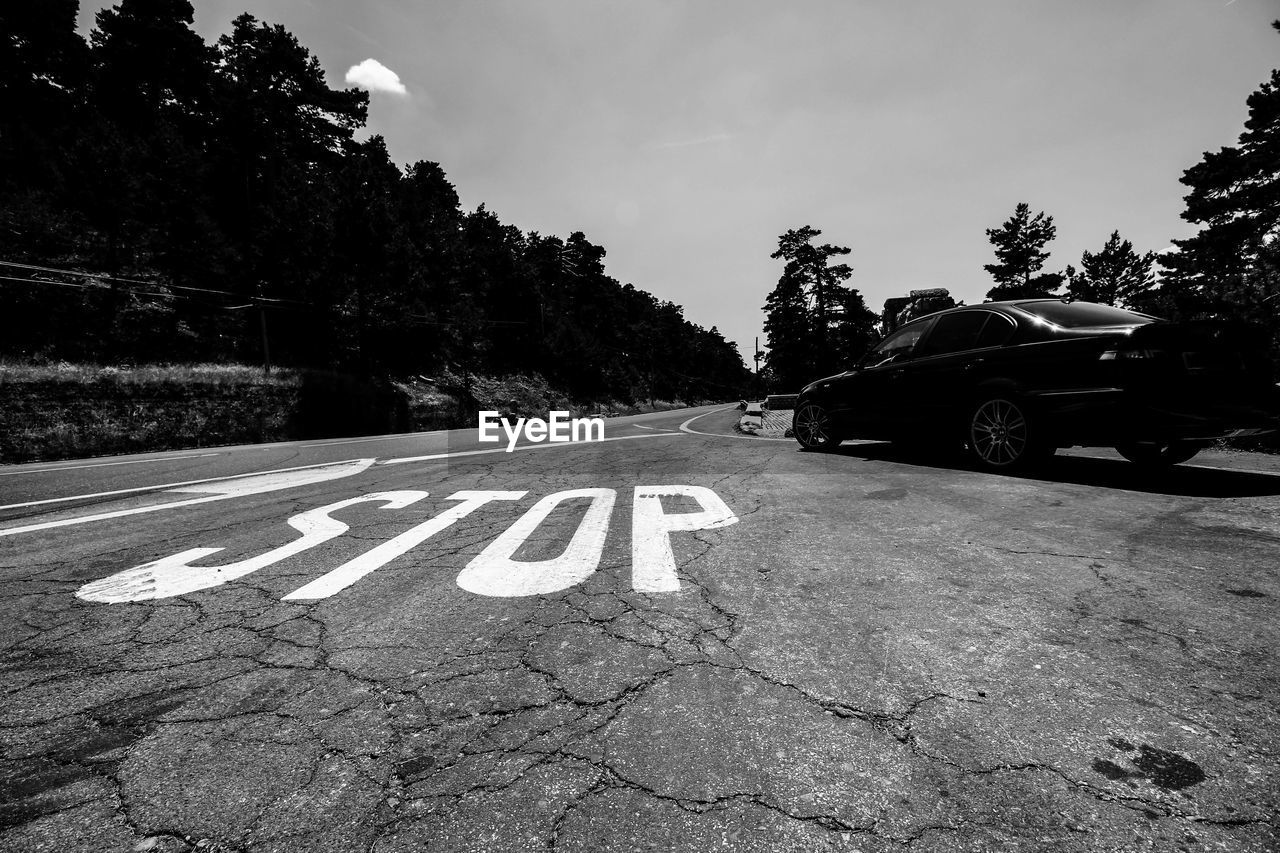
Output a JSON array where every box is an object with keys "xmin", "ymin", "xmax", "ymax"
[{"xmin": 1029, "ymin": 386, "xmax": 1280, "ymax": 444}]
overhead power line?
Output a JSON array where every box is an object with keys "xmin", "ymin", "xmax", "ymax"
[{"xmin": 0, "ymin": 259, "xmax": 310, "ymax": 305}]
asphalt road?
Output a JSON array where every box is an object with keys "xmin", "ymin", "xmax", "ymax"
[{"xmin": 2, "ymin": 406, "xmax": 1278, "ymax": 852}]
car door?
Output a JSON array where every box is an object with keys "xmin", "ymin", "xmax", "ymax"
[
  {"xmin": 836, "ymin": 318, "xmax": 935, "ymax": 438},
  {"xmin": 903, "ymin": 310, "xmax": 1017, "ymax": 434}
]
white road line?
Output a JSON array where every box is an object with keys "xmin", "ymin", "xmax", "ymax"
[
  {"xmin": 379, "ymin": 432, "xmax": 683, "ymax": 466},
  {"xmin": 0, "ymin": 453, "xmax": 219, "ymax": 476},
  {"xmin": 298, "ymin": 431, "xmax": 449, "ymax": 448},
  {"xmin": 0, "ymin": 458, "xmax": 375, "ymax": 511},
  {"xmin": 632, "ymin": 424, "xmax": 677, "ymax": 432}
]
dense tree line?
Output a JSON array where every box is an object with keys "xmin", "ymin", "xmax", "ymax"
[{"xmin": 0, "ymin": 1, "xmax": 749, "ymax": 402}]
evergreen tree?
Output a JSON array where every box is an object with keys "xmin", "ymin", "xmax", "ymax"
[
  {"xmin": 1065, "ymin": 230, "xmax": 1156, "ymax": 308},
  {"xmin": 0, "ymin": 1, "xmax": 89, "ymax": 262},
  {"xmin": 983, "ymin": 202, "xmax": 1059, "ymax": 300},
  {"xmin": 0, "ymin": 6, "xmax": 752, "ymax": 401},
  {"xmin": 769, "ymin": 226, "xmax": 858, "ymax": 376},
  {"xmin": 761, "ymin": 266, "xmax": 812, "ymax": 390},
  {"xmin": 832, "ymin": 287, "xmax": 879, "ymax": 366},
  {"xmin": 210, "ymin": 14, "xmax": 368, "ymax": 301},
  {"xmin": 1158, "ymin": 20, "xmax": 1280, "ymax": 350}
]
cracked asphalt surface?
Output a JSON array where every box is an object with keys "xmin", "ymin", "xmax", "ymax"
[{"xmin": 2, "ymin": 405, "xmax": 1278, "ymax": 852}]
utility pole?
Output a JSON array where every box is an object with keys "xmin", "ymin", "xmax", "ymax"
[
  {"xmin": 753, "ymin": 336, "xmax": 763, "ymax": 401},
  {"xmin": 255, "ymin": 283, "xmax": 272, "ymax": 376}
]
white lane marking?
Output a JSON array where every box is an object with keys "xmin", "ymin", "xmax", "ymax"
[
  {"xmin": 76, "ymin": 491, "xmax": 425, "ymax": 603},
  {"xmin": 456, "ymin": 488, "xmax": 616, "ymax": 597},
  {"xmin": 0, "ymin": 453, "xmax": 219, "ymax": 476},
  {"xmin": 678, "ymin": 407, "xmax": 795, "ymax": 442},
  {"xmin": 283, "ymin": 490, "xmax": 526, "ymax": 600},
  {"xmin": 0, "ymin": 458, "xmax": 373, "ymax": 511},
  {"xmin": 632, "ymin": 485, "xmax": 738, "ymax": 592},
  {"xmin": 632, "ymin": 424, "xmax": 677, "ymax": 432},
  {"xmin": 379, "ymin": 431, "xmax": 683, "ymax": 466},
  {"xmin": 298, "ymin": 430, "xmax": 449, "ymax": 448},
  {"xmin": 0, "ymin": 459, "xmax": 375, "ymax": 537}
]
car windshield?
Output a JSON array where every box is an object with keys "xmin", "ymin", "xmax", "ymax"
[{"xmin": 1015, "ymin": 301, "xmax": 1156, "ymax": 328}]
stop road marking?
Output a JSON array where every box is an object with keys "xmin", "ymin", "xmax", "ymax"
[{"xmin": 75, "ymin": 485, "xmax": 739, "ymax": 604}]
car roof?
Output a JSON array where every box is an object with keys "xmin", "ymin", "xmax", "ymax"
[
  {"xmin": 904, "ymin": 299, "xmax": 1151, "ymax": 327},
  {"xmin": 901, "ymin": 302, "xmax": 1018, "ymax": 326}
]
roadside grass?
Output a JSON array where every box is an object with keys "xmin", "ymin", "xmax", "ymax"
[
  {"xmin": 0, "ymin": 360, "xmax": 303, "ymax": 386},
  {"xmin": 1, "ymin": 362, "xmax": 719, "ymax": 463}
]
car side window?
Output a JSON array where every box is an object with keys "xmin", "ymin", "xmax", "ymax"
[
  {"xmin": 915, "ymin": 312, "xmax": 988, "ymax": 358},
  {"xmin": 975, "ymin": 313, "xmax": 1016, "ymax": 348},
  {"xmin": 864, "ymin": 321, "xmax": 930, "ymax": 368}
]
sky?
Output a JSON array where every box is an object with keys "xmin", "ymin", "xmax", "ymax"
[{"xmin": 79, "ymin": 0, "xmax": 1280, "ymax": 367}]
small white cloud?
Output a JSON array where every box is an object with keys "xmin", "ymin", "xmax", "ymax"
[{"xmin": 345, "ymin": 58, "xmax": 408, "ymax": 96}]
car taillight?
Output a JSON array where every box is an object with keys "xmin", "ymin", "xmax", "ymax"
[{"xmin": 1098, "ymin": 349, "xmax": 1159, "ymax": 361}]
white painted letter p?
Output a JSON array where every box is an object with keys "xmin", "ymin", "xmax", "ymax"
[{"xmin": 631, "ymin": 486, "xmax": 737, "ymax": 593}]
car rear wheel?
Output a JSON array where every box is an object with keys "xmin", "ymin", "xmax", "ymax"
[
  {"xmin": 1115, "ymin": 441, "xmax": 1203, "ymax": 467},
  {"xmin": 968, "ymin": 397, "xmax": 1051, "ymax": 471},
  {"xmin": 794, "ymin": 403, "xmax": 841, "ymax": 451}
]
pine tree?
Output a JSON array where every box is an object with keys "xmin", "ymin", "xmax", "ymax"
[
  {"xmin": 983, "ymin": 203, "xmax": 1059, "ymax": 300},
  {"xmin": 762, "ymin": 266, "xmax": 812, "ymax": 390},
  {"xmin": 1158, "ymin": 20, "xmax": 1280, "ymax": 343},
  {"xmin": 769, "ymin": 226, "xmax": 856, "ymax": 376},
  {"xmin": 1066, "ymin": 231, "xmax": 1156, "ymax": 308},
  {"xmin": 831, "ymin": 287, "xmax": 879, "ymax": 366}
]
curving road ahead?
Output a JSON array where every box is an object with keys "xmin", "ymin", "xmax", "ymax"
[{"xmin": 2, "ymin": 406, "xmax": 1278, "ymax": 852}]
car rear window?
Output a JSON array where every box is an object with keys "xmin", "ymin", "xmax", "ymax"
[
  {"xmin": 915, "ymin": 311, "xmax": 988, "ymax": 357},
  {"xmin": 1015, "ymin": 301, "xmax": 1154, "ymax": 328},
  {"xmin": 976, "ymin": 312, "xmax": 1016, "ymax": 347}
]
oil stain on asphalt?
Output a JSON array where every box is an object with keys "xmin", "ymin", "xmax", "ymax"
[{"xmin": 1092, "ymin": 738, "xmax": 1207, "ymax": 790}]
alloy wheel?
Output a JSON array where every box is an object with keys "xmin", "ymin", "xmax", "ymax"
[
  {"xmin": 969, "ymin": 398, "xmax": 1029, "ymax": 468},
  {"xmin": 794, "ymin": 403, "xmax": 836, "ymax": 450}
]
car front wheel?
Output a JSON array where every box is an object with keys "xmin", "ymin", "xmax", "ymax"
[
  {"xmin": 967, "ymin": 397, "xmax": 1051, "ymax": 471},
  {"xmin": 794, "ymin": 402, "xmax": 841, "ymax": 451},
  {"xmin": 1115, "ymin": 441, "xmax": 1203, "ymax": 467}
]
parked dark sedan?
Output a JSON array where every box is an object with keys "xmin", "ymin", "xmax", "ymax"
[{"xmin": 793, "ymin": 299, "xmax": 1280, "ymax": 470}]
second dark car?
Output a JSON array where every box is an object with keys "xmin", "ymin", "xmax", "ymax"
[{"xmin": 792, "ymin": 299, "xmax": 1280, "ymax": 470}]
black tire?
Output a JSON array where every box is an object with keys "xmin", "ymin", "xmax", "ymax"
[
  {"xmin": 794, "ymin": 402, "xmax": 841, "ymax": 451},
  {"xmin": 967, "ymin": 397, "xmax": 1052, "ymax": 471},
  {"xmin": 1115, "ymin": 440, "xmax": 1203, "ymax": 467}
]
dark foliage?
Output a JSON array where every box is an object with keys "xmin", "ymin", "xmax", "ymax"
[
  {"xmin": 762, "ymin": 227, "xmax": 878, "ymax": 390},
  {"xmin": 983, "ymin": 203, "xmax": 1060, "ymax": 300},
  {"xmin": 0, "ymin": 2, "xmax": 749, "ymax": 403},
  {"xmin": 1064, "ymin": 230, "xmax": 1156, "ymax": 309},
  {"xmin": 1154, "ymin": 20, "xmax": 1280, "ymax": 364}
]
